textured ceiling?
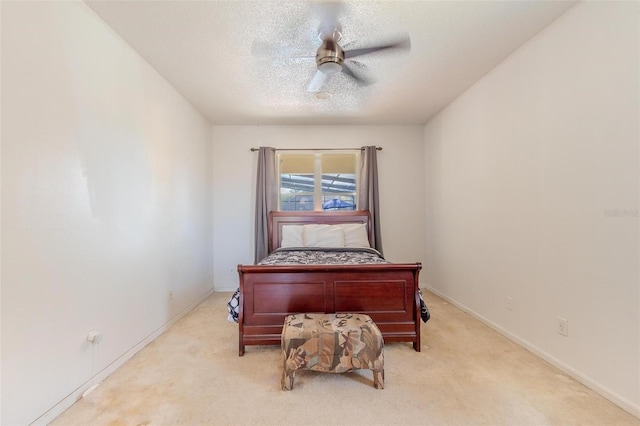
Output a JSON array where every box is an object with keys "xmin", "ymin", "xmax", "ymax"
[{"xmin": 85, "ymin": 0, "xmax": 577, "ymax": 125}]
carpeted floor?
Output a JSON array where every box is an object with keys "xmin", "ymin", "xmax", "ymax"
[{"xmin": 52, "ymin": 291, "xmax": 639, "ymax": 425}]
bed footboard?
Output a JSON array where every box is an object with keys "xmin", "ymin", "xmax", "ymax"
[{"xmin": 237, "ymin": 263, "xmax": 422, "ymax": 356}]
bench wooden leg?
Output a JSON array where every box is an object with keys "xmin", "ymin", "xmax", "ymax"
[
  {"xmin": 373, "ymin": 368, "xmax": 384, "ymax": 389},
  {"xmin": 282, "ymin": 363, "xmax": 295, "ymax": 391}
]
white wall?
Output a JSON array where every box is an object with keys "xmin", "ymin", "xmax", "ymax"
[
  {"xmin": 424, "ymin": 0, "xmax": 639, "ymax": 415},
  {"xmin": 1, "ymin": 2, "xmax": 213, "ymax": 424},
  {"xmin": 212, "ymin": 125, "xmax": 426, "ymax": 291}
]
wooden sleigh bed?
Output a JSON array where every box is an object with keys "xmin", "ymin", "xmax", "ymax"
[{"xmin": 237, "ymin": 211, "xmax": 422, "ymax": 356}]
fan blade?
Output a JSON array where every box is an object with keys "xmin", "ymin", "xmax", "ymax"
[
  {"xmin": 342, "ymin": 63, "xmax": 374, "ymax": 87},
  {"xmin": 316, "ymin": 1, "xmax": 344, "ymax": 38},
  {"xmin": 307, "ymin": 70, "xmax": 329, "ymax": 92},
  {"xmin": 344, "ymin": 36, "xmax": 411, "ymax": 59}
]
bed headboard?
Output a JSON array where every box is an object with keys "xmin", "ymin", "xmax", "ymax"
[{"xmin": 269, "ymin": 211, "xmax": 372, "ymax": 252}]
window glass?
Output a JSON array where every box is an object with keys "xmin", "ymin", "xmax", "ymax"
[{"xmin": 278, "ymin": 151, "xmax": 358, "ymax": 211}]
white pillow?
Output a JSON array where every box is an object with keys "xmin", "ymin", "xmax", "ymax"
[
  {"xmin": 280, "ymin": 225, "xmax": 303, "ymax": 248},
  {"xmin": 340, "ymin": 223, "xmax": 371, "ymax": 248},
  {"xmin": 303, "ymin": 224, "xmax": 345, "ymax": 248}
]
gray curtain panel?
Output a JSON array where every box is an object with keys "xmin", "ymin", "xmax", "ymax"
[
  {"xmin": 358, "ymin": 146, "xmax": 383, "ymax": 255},
  {"xmin": 254, "ymin": 147, "xmax": 277, "ymax": 264}
]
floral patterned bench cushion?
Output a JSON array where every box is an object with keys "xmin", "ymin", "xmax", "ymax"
[{"xmin": 281, "ymin": 313, "xmax": 384, "ymax": 390}]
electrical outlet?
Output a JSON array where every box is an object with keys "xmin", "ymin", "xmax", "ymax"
[
  {"xmin": 506, "ymin": 296, "xmax": 514, "ymax": 311},
  {"xmin": 557, "ymin": 317, "xmax": 568, "ymax": 337},
  {"xmin": 87, "ymin": 330, "xmax": 101, "ymax": 343}
]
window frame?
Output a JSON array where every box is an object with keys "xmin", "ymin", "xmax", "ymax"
[{"xmin": 276, "ymin": 150, "xmax": 360, "ymax": 212}]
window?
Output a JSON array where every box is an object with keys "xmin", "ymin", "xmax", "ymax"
[{"xmin": 278, "ymin": 151, "xmax": 359, "ymax": 211}]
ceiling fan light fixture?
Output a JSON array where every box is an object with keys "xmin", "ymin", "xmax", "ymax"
[{"xmin": 318, "ymin": 61, "xmax": 342, "ymax": 74}]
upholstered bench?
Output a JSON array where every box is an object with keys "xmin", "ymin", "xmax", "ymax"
[{"xmin": 281, "ymin": 313, "xmax": 384, "ymax": 390}]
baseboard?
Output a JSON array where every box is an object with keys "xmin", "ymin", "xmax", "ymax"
[
  {"xmin": 30, "ymin": 288, "xmax": 215, "ymax": 426},
  {"xmin": 424, "ymin": 285, "xmax": 640, "ymax": 420}
]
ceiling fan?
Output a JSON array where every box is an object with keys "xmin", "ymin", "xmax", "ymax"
[{"xmin": 253, "ymin": 2, "xmax": 411, "ymax": 94}]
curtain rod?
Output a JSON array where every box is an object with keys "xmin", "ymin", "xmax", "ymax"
[{"xmin": 250, "ymin": 147, "xmax": 382, "ymax": 152}]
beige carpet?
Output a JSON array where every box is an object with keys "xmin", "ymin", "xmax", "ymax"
[{"xmin": 53, "ymin": 291, "xmax": 639, "ymax": 426}]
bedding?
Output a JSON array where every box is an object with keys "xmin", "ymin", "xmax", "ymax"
[
  {"xmin": 303, "ymin": 224, "xmax": 345, "ymax": 247},
  {"xmin": 279, "ymin": 223, "xmax": 370, "ymax": 249},
  {"xmin": 258, "ymin": 247, "xmax": 388, "ymax": 265},
  {"xmin": 340, "ymin": 223, "xmax": 370, "ymax": 248},
  {"xmin": 280, "ymin": 225, "xmax": 304, "ymax": 248}
]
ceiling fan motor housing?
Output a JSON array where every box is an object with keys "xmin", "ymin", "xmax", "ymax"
[{"xmin": 316, "ymin": 39, "xmax": 344, "ymax": 74}]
